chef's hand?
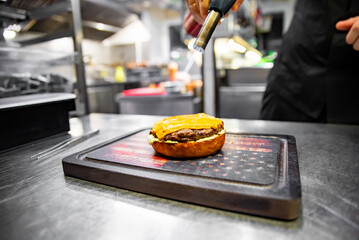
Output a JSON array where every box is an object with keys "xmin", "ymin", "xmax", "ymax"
[
  {"xmin": 336, "ymin": 16, "xmax": 359, "ymax": 51},
  {"xmin": 186, "ymin": 0, "xmax": 244, "ymax": 25}
]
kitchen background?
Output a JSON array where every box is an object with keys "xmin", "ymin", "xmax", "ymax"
[{"xmin": 0, "ymin": 0, "xmax": 296, "ymax": 119}]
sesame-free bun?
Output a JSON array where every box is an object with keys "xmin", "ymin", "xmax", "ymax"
[{"xmin": 151, "ymin": 133, "xmax": 225, "ymax": 158}]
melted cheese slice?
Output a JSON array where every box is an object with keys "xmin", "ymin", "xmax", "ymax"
[{"xmin": 152, "ymin": 113, "xmax": 223, "ymax": 140}]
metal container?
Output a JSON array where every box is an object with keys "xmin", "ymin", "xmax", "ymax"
[{"xmin": 0, "ymin": 93, "xmax": 76, "ymax": 151}]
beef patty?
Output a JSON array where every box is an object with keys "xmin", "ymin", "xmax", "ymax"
[{"xmin": 151, "ymin": 123, "xmax": 224, "ymax": 142}]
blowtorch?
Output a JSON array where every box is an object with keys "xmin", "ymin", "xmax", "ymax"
[{"xmin": 193, "ymin": 0, "xmax": 237, "ymax": 52}]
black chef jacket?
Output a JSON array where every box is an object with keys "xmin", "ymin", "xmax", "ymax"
[{"xmin": 260, "ymin": 0, "xmax": 359, "ymax": 124}]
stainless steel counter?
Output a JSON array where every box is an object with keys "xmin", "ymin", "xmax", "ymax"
[{"xmin": 0, "ymin": 114, "xmax": 358, "ymax": 240}]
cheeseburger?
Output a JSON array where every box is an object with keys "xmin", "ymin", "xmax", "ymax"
[{"xmin": 148, "ymin": 113, "xmax": 225, "ymax": 158}]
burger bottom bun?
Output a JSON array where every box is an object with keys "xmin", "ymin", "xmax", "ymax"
[{"xmin": 151, "ymin": 134, "xmax": 225, "ymax": 158}]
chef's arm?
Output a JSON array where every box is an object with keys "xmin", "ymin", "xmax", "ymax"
[
  {"xmin": 336, "ymin": 16, "xmax": 359, "ymax": 51},
  {"xmin": 186, "ymin": 0, "xmax": 244, "ymax": 25}
]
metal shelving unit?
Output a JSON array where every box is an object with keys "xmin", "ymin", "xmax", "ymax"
[
  {"xmin": 0, "ymin": 0, "xmax": 89, "ymax": 115},
  {"xmin": 0, "ymin": 47, "xmax": 77, "ymax": 73}
]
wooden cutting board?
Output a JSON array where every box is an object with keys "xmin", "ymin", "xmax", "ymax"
[{"xmin": 62, "ymin": 129, "xmax": 301, "ymax": 220}]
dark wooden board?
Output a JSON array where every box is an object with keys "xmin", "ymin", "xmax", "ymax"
[{"xmin": 62, "ymin": 129, "xmax": 301, "ymax": 220}]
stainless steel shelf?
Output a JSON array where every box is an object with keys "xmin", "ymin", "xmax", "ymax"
[
  {"xmin": 1, "ymin": 0, "xmax": 90, "ymax": 114},
  {"xmin": 0, "ymin": 47, "xmax": 77, "ymax": 74}
]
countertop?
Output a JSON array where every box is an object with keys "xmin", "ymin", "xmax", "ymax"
[{"xmin": 0, "ymin": 114, "xmax": 358, "ymax": 240}]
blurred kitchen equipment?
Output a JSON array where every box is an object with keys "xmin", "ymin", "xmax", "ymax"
[
  {"xmin": 219, "ymin": 85, "xmax": 265, "ymax": 119},
  {"xmin": 0, "ymin": 73, "xmax": 73, "ymax": 98},
  {"xmin": 162, "ymin": 81, "xmax": 185, "ymax": 95},
  {"xmin": 116, "ymin": 93, "xmax": 201, "ymax": 116},
  {"xmin": 193, "ymin": 0, "xmax": 237, "ymax": 52},
  {"xmin": 219, "ymin": 68, "xmax": 269, "ymax": 119},
  {"xmin": 126, "ymin": 66, "xmax": 164, "ymax": 84}
]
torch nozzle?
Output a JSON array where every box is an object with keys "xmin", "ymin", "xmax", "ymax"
[{"xmin": 193, "ymin": 10, "xmax": 221, "ymax": 52}]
